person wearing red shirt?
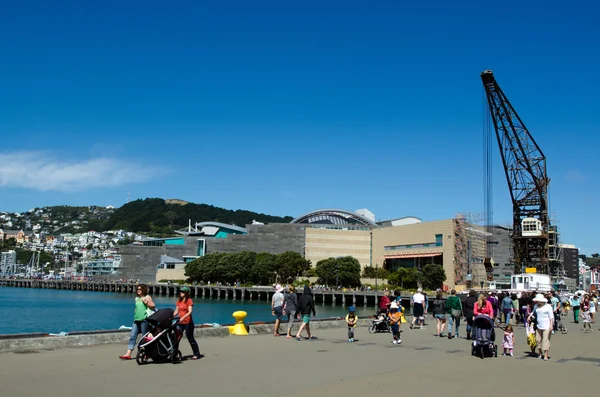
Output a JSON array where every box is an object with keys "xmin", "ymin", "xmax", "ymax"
[
  {"xmin": 473, "ymin": 294, "xmax": 494, "ymax": 318},
  {"xmin": 174, "ymin": 286, "xmax": 201, "ymax": 360},
  {"xmin": 379, "ymin": 291, "xmax": 391, "ymax": 313}
]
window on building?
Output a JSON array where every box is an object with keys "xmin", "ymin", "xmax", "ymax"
[
  {"xmin": 435, "ymin": 234, "xmax": 443, "ymax": 247},
  {"xmin": 166, "ymin": 264, "xmax": 175, "ymax": 269}
]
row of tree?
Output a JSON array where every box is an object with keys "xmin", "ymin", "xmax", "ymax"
[
  {"xmin": 185, "ymin": 251, "xmax": 311, "ymax": 285},
  {"xmin": 185, "ymin": 250, "xmax": 447, "ymax": 290}
]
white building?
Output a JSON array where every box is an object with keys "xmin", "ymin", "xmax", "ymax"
[
  {"xmin": 82, "ymin": 255, "xmax": 122, "ymax": 276},
  {"xmin": 1, "ymin": 250, "xmax": 17, "ymax": 274}
]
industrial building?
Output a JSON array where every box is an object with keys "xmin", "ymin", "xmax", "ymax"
[{"xmin": 110, "ymin": 209, "xmax": 494, "ymax": 289}]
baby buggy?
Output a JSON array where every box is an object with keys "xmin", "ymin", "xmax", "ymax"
[
  {"xmin": 369, "ymin": 310, "xmax": 391, "ymax": 333},
  {"xmin": 471, "ymin": 315, "xmax": 497, "ymax": 359},
  {"xmin": 136, "ymin": 308, "xmax": 183, "ymax": 365}
]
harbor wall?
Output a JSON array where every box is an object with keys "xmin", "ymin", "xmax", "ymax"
[{"xmin": 0, "ymin": 318, "xmax": 372, "ymax": 353}]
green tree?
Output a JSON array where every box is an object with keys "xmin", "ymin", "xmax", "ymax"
[
  {"xmin": 387, "ymin": 267, "xmax": 419, "ymax": 289},
  {"xmin": 315, "ymin": 256, "xmax": 361, "ymax": 287},
  {"xmin": 275, "ymin": 251, "xmax": 311, "ymax": 283},
  {"xmin": 185, "ymin": 252, "xmax": 227, "ymax": 283},
  {"xmin": 420, "ymin": 264, "xmax": 446, "ymax": 290},
  {"xmin": 222, "ymin": 251, "xmax": 255, "ymax": 283},
  {"xmin": 362, "ymin": 265, "xmax": 389, "ymax": 279},
  {"xmin": 251, "ymin": 252, "xmax": 276, "ymax": 285},
  {"xmin": 592, "ymin": 253, "xmax": 600, "ymax": 258}
]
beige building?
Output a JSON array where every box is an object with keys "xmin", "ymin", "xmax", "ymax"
[
  {"xmin": 372, "ymin": 218, "xmax": 487, "ymax": 289},
  {"xmin": 372, "ymin": 219, "xmax": 456, "ymax": 286},
  {"xmin": 304, "ymin": 226, "xmax": 372, "ymax": 268}
]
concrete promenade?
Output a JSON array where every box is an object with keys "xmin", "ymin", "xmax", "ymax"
[{"xmin": 1, "ymin": 323, "xmax": 598, "ymax": 397}]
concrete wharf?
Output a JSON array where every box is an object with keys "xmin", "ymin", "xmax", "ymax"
[{"xmin": 0, "ymin": 278, "xmax": 388, "ymax": 306}]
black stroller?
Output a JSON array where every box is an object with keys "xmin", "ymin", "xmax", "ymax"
[
  {"xmin": 136, "ymin": 308, "xmax": 183, "ymax": 365},
  {"xmin": 369, "ymin": 309, "xmax": 391, "ymax": 333},
  {"xmin": 471, "ymin": 315, "xmax": 498, "ymax": 359}
]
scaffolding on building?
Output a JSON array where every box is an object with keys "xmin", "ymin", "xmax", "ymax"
[{"xmin": 454, "ymin": 213, "xmax": 488, "ymax": 286}]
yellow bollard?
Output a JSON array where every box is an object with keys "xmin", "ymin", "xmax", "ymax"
[{"xmin": 229, "ymin": 311, "xmax": 249, "ymax": 335}]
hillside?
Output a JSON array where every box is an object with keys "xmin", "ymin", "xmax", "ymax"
[
  {"xmin": 0, "ymin": 199, "xmax": 293, "ymax": 236},
  {"xmin": 103, "ymin": 198, "xmax": 293, "ymax": 234}
]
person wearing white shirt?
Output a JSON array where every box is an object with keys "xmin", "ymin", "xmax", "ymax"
[
  {"xmin": 410, "ymin": 288, "xmax": 425, "ymax": 329},
  {"xmin": 528, "ymin": 294, "xmax": 554, "ymax": 361}
]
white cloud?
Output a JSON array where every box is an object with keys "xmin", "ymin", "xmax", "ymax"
[{"xmin": 0, "ymin": 151, "xmax": 165, "ymax": 192}]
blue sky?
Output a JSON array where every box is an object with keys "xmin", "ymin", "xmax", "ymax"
[{"xmin": 0, "ymin": 1, "xmax": 598, "ymax": 254}]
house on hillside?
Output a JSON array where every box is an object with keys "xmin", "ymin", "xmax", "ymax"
[{"xmin": 0, "ymin": 229, "xmax": 25, "ymax": 243}]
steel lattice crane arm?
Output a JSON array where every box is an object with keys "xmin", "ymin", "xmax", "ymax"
[{"xmin": 480, "ymin": 70, "xmax": 552, "ymax": 274}]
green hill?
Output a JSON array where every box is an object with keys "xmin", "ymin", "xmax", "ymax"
[{"xmin": 103, "ymin": 198, "xmax": 293, "ymax": 235}]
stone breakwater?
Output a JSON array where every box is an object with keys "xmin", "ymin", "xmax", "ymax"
[{"xmin": 0, "ymin": 318, "xmax": 373, "ymax": 353}]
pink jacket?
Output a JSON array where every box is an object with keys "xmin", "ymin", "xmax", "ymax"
[{"xmin": 473, "ymin": 300, "xmax": 493, "ymax": 317}]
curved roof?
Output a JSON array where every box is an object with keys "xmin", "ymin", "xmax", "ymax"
[{"xmin": 290, "ymin": 209, "xmax": 378, "ymax": 227}]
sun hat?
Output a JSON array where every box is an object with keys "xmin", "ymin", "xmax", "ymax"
[
  {"xmin": 275, "ymin": 284, "xmax": 283, "ymax": 293},
  {"xmin": 180, "ymin": 286, "xmax": 190, "ymax": 293},
  {"xmin": 533, "ymin": 293, "xmax": 547, "ymax": 303},
  {"xmin": 390, "ymin": 302, "xmax": 399, "ymax": 309}
]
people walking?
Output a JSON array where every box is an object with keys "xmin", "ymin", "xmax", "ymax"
[
  {"xmin": 284, "ymin": 286, "xmax": 298, "ymax": 339},
  {"xmin": 120, "ymin": 284, "xmax": 155, "ymax": 360},
  {"xmin": 571, "ymin": 294, "xmax": 581, "ymax": 324},
  {"xmin": 502, "ymin": 324, "xmax": 515, "ymax": 356},
  {"xmin": 409, "ymin": 288, "xmax": 425, "ymax": 329},
  {"xmin": 295, "ymin": 286, "xmax": 317, "ymax": 340},
  {"xmin": 388, "ymin": 302, "xmax": 402, "ymax": 345},
  {"xmin": 445, "ymin": 289, "xmax": 462, "ymax": 339},
  {"xmin": 473, "ymin": 294, "xmax": 494, "ymax": 318},
  {"xmin": 500, "ymin": 293, "xmax": 513, "ymax": 325},
  {"xmin": 581, "ymin": 295, "xmax": 593, "ymax": 332},
  {"xmin": 271, "ymin": 284, "xmax": 285, "ymax": 336},
  {"xmin": 432, "ymin": 292, "xmax": 446, "ymax": 337},
  {"xmin": 174, "ymin": 286, "xmax": 201, "ymax": 360},
  {"xmin": 463, "ymin": 290, "xmax": 477, "ymax": 340},
  {"xmin": 529, "ymin": 293, "xmax": 554, "ymax": 361},
  {"xmin": 346, "ymin": 306, "xmax": 358, "ymax": 343}
]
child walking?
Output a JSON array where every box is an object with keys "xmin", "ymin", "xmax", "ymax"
[
  {"xmin": 346, "ymin": 306, "xmax": 358, "ymax": 342},
  {"xmin": 388, "ymin": 302, "xmax": 402, "ymax": 345},
  {"xmin": 502, "ymin": 324, "xmax": 515, "ymax": 356}
]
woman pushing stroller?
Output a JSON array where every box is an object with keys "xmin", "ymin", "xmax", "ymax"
[{"xmin": 174, "ymin": 286, "xmax": 201, "ymax": 360}]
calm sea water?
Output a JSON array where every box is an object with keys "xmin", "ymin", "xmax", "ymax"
[{"xmin": 0, "ymin": 287, "xmax": 374, "ymax": 335}]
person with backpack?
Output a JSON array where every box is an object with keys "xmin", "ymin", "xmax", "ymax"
[
  {"xmin": 445, "ymin": 289, "xmax": 463, "ymax": 339},
  {"xmin": 283, "ymin": 286, "xmax": 298, "ymax": 339}
]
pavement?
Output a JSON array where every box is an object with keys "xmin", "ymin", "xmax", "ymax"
[{"xmin": 1, "ymin": 319, "xmax": 599, "ymax": 397}]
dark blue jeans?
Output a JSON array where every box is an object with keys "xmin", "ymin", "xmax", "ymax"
[{"xmin": 178, "ymin": 322, "xmax": 200, "ymax": 356}]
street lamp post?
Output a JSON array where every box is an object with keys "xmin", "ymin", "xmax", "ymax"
[{"xmin": 375, "ymin": 263, "xmax": 378, "ymax": 291}]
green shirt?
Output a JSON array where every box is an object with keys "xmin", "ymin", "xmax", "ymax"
[
  {"xmin": 445, "ymin": 295, "xmax": 462, "ymax": 312},
  {"xmin": 134, "ymin": 297, "xmax": 147, "ymax": 321}
]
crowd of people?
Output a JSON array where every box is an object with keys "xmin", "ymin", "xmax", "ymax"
[{"xmin": 117, "ymin": 282, "xmax": 598, "ymax": 363}]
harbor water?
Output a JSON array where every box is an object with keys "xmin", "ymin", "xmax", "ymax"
[{"xmin": 0, "ymin": 287, "xmax": 374, "ymax": 335}]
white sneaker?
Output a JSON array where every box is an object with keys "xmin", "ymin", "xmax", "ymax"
[
  {"xmin": 392, "ymin": 340, "xmax": 397, "ymax": 345},
  {"xmin": 397, "ymin": 339, "xmax": 402, "ymax": 344}
]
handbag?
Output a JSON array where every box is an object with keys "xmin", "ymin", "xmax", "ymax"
[
  {"xmin": 451, "ymin": 297, "xmax": 463, "ymax": 318},
  {"xmin": 145, "ymin": 307, "xmax": 156, "ymax": 318}
]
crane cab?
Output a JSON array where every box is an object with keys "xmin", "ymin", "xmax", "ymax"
[{"xmin": 521, "ymin": 217, "xmax": 543, "ymax": 237}]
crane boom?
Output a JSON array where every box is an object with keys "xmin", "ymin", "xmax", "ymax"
[{"xmin": 481, "ymin": 70, "xmax": 560, "ymax": 276}]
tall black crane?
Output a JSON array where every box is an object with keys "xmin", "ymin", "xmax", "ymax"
[{"xmin": 481, "ymin": 70, "xmax": 562, "ymax": 276}]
